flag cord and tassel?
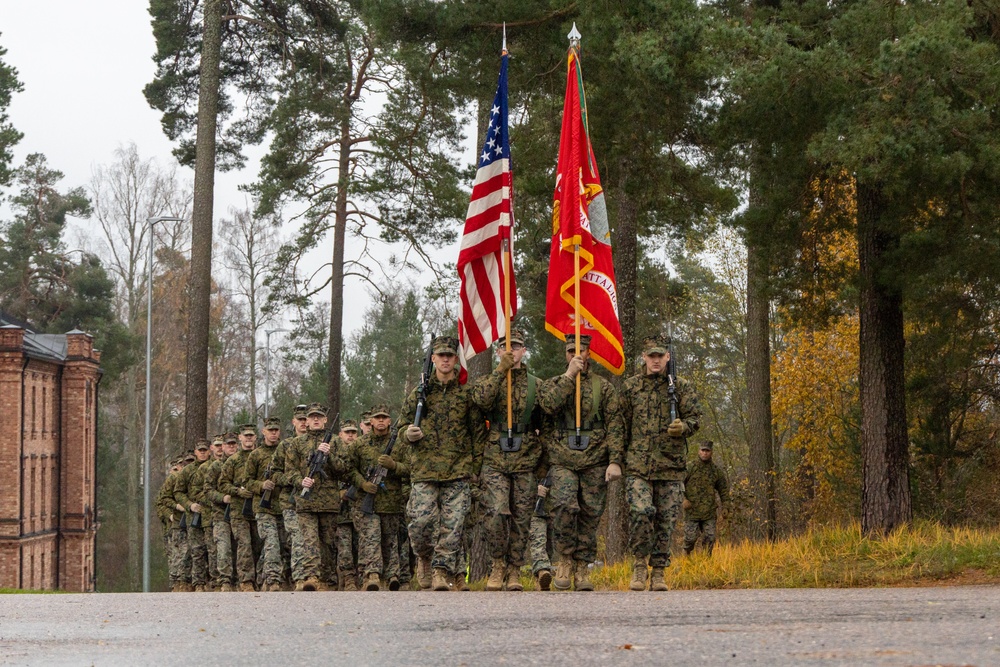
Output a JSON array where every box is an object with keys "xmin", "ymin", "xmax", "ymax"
[
  {"xmin": 504, "ymin": 238, "xmax": 513, "ymax": 438},
  {"xmin": 574, "ymin": 242, "xmax": 582, "ymax": 434}
]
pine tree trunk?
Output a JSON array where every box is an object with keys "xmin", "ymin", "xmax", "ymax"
[
  {"xmin": 857, "ymin": 180, "xmax": 912, "ymax": 535},
  {"xmin": 745, "ymin": 227, "xmax": 777, "ymax": 541},
  {"xmin": 126, "ymin": 369, "xmax": 142, "ymax": 590},
  {"xmin": 327, "ymin": 118, "xmax": 351, "ymax": 415},
  {"xmin": 184, "ymin": 0, "xmax": 221, "ymax": 445}
]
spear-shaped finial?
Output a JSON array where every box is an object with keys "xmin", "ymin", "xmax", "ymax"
[
  {"xmin": 568, "ymin": 22, "xmax": 581, "ymax": 47},
  {"xmin": 502, "ymin": 22, "xmax": 507, "ymax": 54}
]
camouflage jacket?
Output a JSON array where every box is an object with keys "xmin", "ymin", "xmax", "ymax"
[
  {"xmin": 156, "ymin": 471, "xmax": 183, "ymax": 529},
  {"xmin": 244, "ymin": 441, "xmax": 282, "ymax": 516},
  {"xmin": 202, "ymin": 457, "xmax": 230, "ymax": 521},
  {"xmin": 620, "ymin": 372, "xmax": 702, "ymax": 481},
  {"xmin": 285, "ymin": 430, "xmax": 348, "ymax": 513},
  {"xmin": 470, "ymin": 365, "xmax": 545, "ymax": 474},
  {"xmin": 398, "ymin": 371, "xmax": 486, "ymax": 483},
  {"xmin": 684, "ymin": 458, "xmax": 730, "ymax": 521},
  {"xmin": 190, "ymin": 459, "xmax": 214, "ymax": 527},
  {"xmin": 220, "ymin": 448, "xmax": 256, "ymax": 521},
  {"xmin": 345, "ymin": 431, "xmax": 410, "ymax": 514},
  {"xmin": 270, "ymin": 437, "xmax": 300, "ymax": 509},
  {"xmin": 172, "ymin": 459, "xmax": 206, "ymax": 522},
  {"xmin": 537, "ymin": 369, "xmax": 625, "ymax": 471}
]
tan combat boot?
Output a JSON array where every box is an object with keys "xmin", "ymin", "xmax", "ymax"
[
  {"xmin": 486, "ymin": 559, "xmax": 506, "ymax": 591},
  {"xmin": 238, "ymin": 582, "xmax": 255, "ymax": 592},
  {"xmin": 553, "ymin": 561, "xmax": 572, "ymax": 590},
  {"xmin": 364, "ymin": 572, "xmax": 381, "ymax": 591},
  {"xmin": 387, "ymin": 576, "xmax": 401, "ymax": 591},
  {"xmin": 649, "ymin": 567, "xmax": 668, "ymax": 591},
  {"xmin": 265, "ymin": 582, "xmax": 283, "ymax": 592},
  {"xmin": 416, "ymin": 557, "xmax": 433, "ymax": 590},
  {"xmin": 220, "ymin": 582, "xmax": 235, "ymax": 592},
  {"xmin": 536, "ymin": 569, "xmax": 553, "ymax": 591},
  {"xmin": 574, "ymin": 561, "xmax": 593, "ymax": 591},
  {"xmin": 193, "ymin": 584, "xmax": 207, "ymax": 593},
  {"xmin": 449, "ymin": 572, "xmax": 470, "ymax": 591},
  {"xmin": 629, "ymin": 557, "xmax": 648, "ymax": 591},
  {"xmin": 505, "ymin": 566, "xmax": 523, "ymax": 591},
  {"xmin": 431, "ymin": 568, "xmax": 450, "ymax": 591},
  {"xmin": 299, "ymin": 578, "xmax": 321, "ymax": 591},
  {"xmin": 340, "ymin": 569, "xmax": 359, "ymax": 592}
]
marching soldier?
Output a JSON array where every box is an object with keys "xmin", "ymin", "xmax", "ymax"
[
  {"xmin": 173, "ymin": 439, "xmax": 212, "ymax": 591},
  {"xmin": 198, "ymin": 434, "xmax": 225, "ymax": 589},
  {"xmin": 470, "ymin": 329, "xmax": 544, "ymax": 592},
  {"xmin": 335, "ymin": 419, "xmax": 361, "ymax": 591},
  {"xmin": 246, "ymin": 417, "xmax": 285, "ymax": 591},
  {"xmin": 621, "ymin": 334, "xmax": 702, "ymax": 591},
  {"xmin": 156, "ymin": 457, "xmax": 190, "ymax": 592},
  {"xmin": 683, "ymin": 440, "xmax": 730, "ymax": 556},
  {"xmin": 271, "ymin": 405, "xmax": 309, "ymax": 589},
  {"xmin": 221, "ymin": 424, "xmax": 258, "ymax": 591},
  {"xmin": 346, "ymin": 404, "xmax": 410, "ymax": 591},
  {"xmin": 204, "ymin": 433, "xmax": 238, "ymax": 591},
  {"xmin": 537, "ymin": 335, "xmax": 624, "ymax": 591},
  {"xmin": 359, "ymin": 411, "xmax": 372, "ymax": 436},
  {"xmin": 398, "ymin": 335, "xmax": 486, "ymax": 591}
]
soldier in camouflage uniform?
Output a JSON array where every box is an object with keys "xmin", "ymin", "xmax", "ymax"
[
  {"xmin": 683, "ymin": 441, "xmax": 729, "ymax": 556},
  {"xmin": 156, "ymin": 458, "xmax": 191, "ymax": 591},
  {"xmin": 528, "ymin": 476, "xmax": 555, "ymax": 590},
  {"xmin": 399, "ymin": 335, "xmax": 486, "ymax": 591},
  {"xmin": 470, "ymin": 329, "xmax": 545, "ymax": 592},
  {"xmin": 286, "ymin": 403, "xmax": 347, "ymax": 591},
  {"xmin": 346, "ymin": 405, "xmax": 410, "ymax": 591},
  {"xmin": 204, "ymin": 433, "xmax": 237, "ymax": 591},
  {"xmin": 621, "ymin": 334, "xmax": 702, "ymax": 591},
  {"xmin": 271, "ymin": 405, "xmax": 309, "ymax": 589},
  {"xmin": 174, "ymin": 439, "xmax": 212, "ymax": 591},
  {"xmin": 538, "ymin": 335, "xmax": 624, "ymax": 591},
  {"xmin": 359, "ymin": 411, "xmax": 372, "ymax": 436},
  {"xmin": 221, "ymin": 424, "xmax": 258, "ymax": 591},
  {"xmin": 198, "ymin": 434, "xmax": 225, "ymax": 588},
  {"xmin": 245, "ymin": 417, "xmax": 285, "ymax": 591},
  {"xmin": 334, "ymin": 420, "xmax": 361, "ymax": 590}
]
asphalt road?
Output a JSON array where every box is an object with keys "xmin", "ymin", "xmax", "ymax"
[{"xmin": 0, "ymin": 586, "xmax": 996, "ymax": 666}]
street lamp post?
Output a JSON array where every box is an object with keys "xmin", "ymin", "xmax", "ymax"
[
  {"xmin": 264, "ymin": 328, "xmax": 290, "ymax": 419},
  {"xmin": 144, "ymin": 215, "xmax": 183, "ymax": 593}
]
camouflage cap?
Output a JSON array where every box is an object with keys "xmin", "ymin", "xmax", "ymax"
[
  {"xmin": 496, "ymin": 328, "xmax": 526, "ymax": 347},
  {"xmin": 263, "ymin": 417, "xmax": 282, "ymax": 430},
  {"xmin": 643, "ymin": 334, "xmax": 672, "ymax": 355},
  {"xmin": 195, "ymin": 439, "xmax": 210, "ymax": 450},
  {"xmin": 340, "ymin": 419, "xmax": 359, "ymax": 432},
  {"xmin": 699, "ymin": 440, "xmax": 714, "ymax": 451},
  {"xmin": 360, "ymin": 410, "xmax": 372, "ymax": 424},
  {"xmin": 565, "ymin": 334, "xmax": 592, "ymax": 353},
  {"xmin": 183, "ymin": 452, "xmax": 196, "ymax": 462},
  {"xmin": 211, "ymin": 434, "xmax": 224, "ymax": 446},
  {"xmin": 240, "ymin": 423, "xmax": 258, "ymax": 436},
  {"xmin": 293, "ymin": 404, "xmax": 309, "ymax": 419},
  {"xmin": 224, "ymin": 432, "xmax": 239, "ymax": 444},
  {"xmin": 369, "ymin": 403, "xmax": 391, "ymax": 418},
  {"xmin": 306, "ymin": 402, "xmax": 328, "ymax": 417},
  {"xmin": 432, "ymin": 335, "xmax": 459, "ymax": 355}
]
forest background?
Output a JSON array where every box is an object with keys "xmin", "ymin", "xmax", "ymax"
[{"xmin": 1, "ymin": 0, "xmax": 999, "ymax": 591}]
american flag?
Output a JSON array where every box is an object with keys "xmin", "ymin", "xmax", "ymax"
[{"xmin": 457, "ymin": 52, "xmax": 517, "ymax": 378}]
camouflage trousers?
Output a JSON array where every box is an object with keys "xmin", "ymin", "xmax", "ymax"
[
  {"xmin": 529, "ymin": 515, "xmax": 553, "ymax": 575},
  {"xmin": 213, "ymin": 520, "xmax": 234, "ymax": 586},
  {"xmin": 336, "ymin": 502, "xmax": 357, "ymax": 580},
  {"xmin": 255, "ymin": 513, "xmax": 285, "ymax": 586},
  {"xmin": 353, "ymin": 510, "xmax": 402, "ymax": 579},
  {"xmin": 481, "ymin": 467, "xmax": 535, "ymax": 567},
  {"xmin": 230, "ymin": 517, "xmax": 256, "ymax": 584},
  {"xmin": 627, "ymin": 477, "xmax": 684, "ymax": 568},
  {"xmin": 683, "ymin": 519, "xmax": 717, "ymax": 555},
  {"xmin": 398, "ymin": 522, "xmax": 412, "ymax": 584},
  {"xmin": 297, "ymin": 511, "xmax": 338, "ymax": 585},
  {"xmin": 167, "ymin": 527, "xmax": 190, "ymax": 584},
  {"xmin": 186, "ymin": 525, "xmax": 208, "ymax": 587},
  {"xmin": 204, "ymin": 520, "xmax": 218, "ymax": 587},
  {"xmin": 407, "ymin": 480, "xmax": 471, "ymax": 575},
  {"xmin": 548, "ymin": 465, "xmax": 607, "ymax": 564},
  {"xmin": 283, "ymin": 508, "xmax": 304, "ymax": 583}
]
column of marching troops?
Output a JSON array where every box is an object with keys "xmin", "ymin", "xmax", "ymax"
[{"xmin": 156, "ymin": 332, "xmax": 731, "ymax": 593}]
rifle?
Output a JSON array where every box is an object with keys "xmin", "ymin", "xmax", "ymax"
[
  {"xmin": 534, "ymin": 474, "xmax": 552, "ymax": 518},
  {"xmin": 190, "ymin": 509, "xmax": 202, "ymax": 529},
  {"xmin": 259, "ymin": 463, "xmax": 275, "ymax": 510},
  {"xmin": 241, "ymin": 496, "xmax": 254, "ymax": 519},
  {"xmin": 666, "ymin": 334, "xmax": 679, "ymax": 423},
  {"xmin": 300, "ymin": 413, "xmax": 341, "ymax": 499},
  {"xmin": 223, "ymin": 502, "xmax": 231, "ymax": 522},
  {"xmin": 179, "ymin": 513, "xmax": 187, "ymax": 530},
  {"xmin": 413, "ymin": 334, "xmax": 435, "ymax": 429},
  {"xmin": 357, "ymin": 427, "xmax": 399, "ymax": 515}
]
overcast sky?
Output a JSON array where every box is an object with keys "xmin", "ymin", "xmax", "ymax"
[{"xmin": 1, "ymin": 2, "xmax": 464, "ymax": 341}]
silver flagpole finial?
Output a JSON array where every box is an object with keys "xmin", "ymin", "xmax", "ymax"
[
  {"xmin": 568, "ymin": 22, "xmax": 581, "ymax": 47},
  {"xmin": 502, "ymin": 22, "xmax": 507, "ymax": 53}
]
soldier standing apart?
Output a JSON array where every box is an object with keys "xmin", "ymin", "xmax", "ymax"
[
  {"xmin": 221, "ymin": 425, "xmax": 258, "ymax": 591},
  {"xmin": 271, "ymin": 405, "xmax": 308, "ymax": 588},
  {"xmin": 246, "ymin": 417, "xmax": 285, "ymax": 591},
  {"xmin": 538, "ymin": 335, "xmax": 624, "ymax": 591},
  {"xmin": 204, "ymin": 433, "xmax": 238, "ymax": 591},
  {"xmin": 156, "ymin": 458, "xmax": 190, "ymax": 591},
  {"xmin": 471, "ymin": 329, "xmax": 544, "ymax": 592},
  {"xmin": 400, "ymin": 336, "xmax": 486, "ymax": 592},
  {"xmin": 335, "ymin": 419, "xmax": 361, "ymax": 590},
  {"xmin": 621, "ymin": 334, "xmax": 701, "ymax": 592},
  {"xmin": 287, "ymin": 403, "xmax": 346, "ymax": 591},
  {"xmin": 174, "ymin": 439, "xmax": 212, "ymax": 591},
  {"xmin": 683, "ymin": 441, "xmax": 729, "ymax": 556},
  {"xmin": 347, "ymin": 404, "xmax": 410, "ymax": 591}
]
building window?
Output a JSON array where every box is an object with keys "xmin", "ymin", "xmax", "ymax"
[
  {"xmin": 42, "ymin": 385, "xmax": 47, "ymax": 435},
  {"xmin": 31, "ymin": 385, "xmax": 37, "ymax": 438},
  {"xmin": 30, "ymin": 458, "xmax": 36, "ymax": 521},
  {"xmin": 40, "ymin": 464, "xmax": 46, "ymax": 521}
]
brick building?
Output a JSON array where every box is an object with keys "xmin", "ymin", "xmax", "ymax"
[{"xmin": 0, "ymin": 316, "xmax": 101, "ymax": 592}]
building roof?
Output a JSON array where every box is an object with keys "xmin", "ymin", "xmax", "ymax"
[{"xmin": 0, "ymin": 312, "xmax": 70, "ymax": 362}]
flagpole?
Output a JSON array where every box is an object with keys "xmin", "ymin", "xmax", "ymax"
[
  {"xmin": 574, "ymin": 243, "xmax": 581, "ymax": 431},
  {"xmin": 501, "ymin": 28, "xmax": 514, "ymax": 437}
]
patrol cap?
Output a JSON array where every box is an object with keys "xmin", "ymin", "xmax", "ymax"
[
  {"xmin": 224, "ymin": 432, "xmax": 239, "ymax": 444},
  {"xmin": 496, "ymin": 328, "xmax": 526, "ymax": 347},
  {"xmin": 360, "ymin": 410, "xmax": 373, "ymax": 424},
  {"xmin": 306, "ymin": 402, "xmax": 328, "ymax": 417},
  {"xmin": 369, "ymin": 403, "xmax": 391, "ymax": 418},
  {"xmin": 699, "ymin": 440, "xmax": 714, "ymax": 452},
  {"xmin": 263, "ymin": 417, "xmax": 282, "ymax": 430},
  {"xmin": 432, "ymin": 335, "xmax": 459, "ymax": 355},
  {"xmin": 240, "ymin": 423, "xmax": 258, "ymax": 436},
  {"xmin": 293, "ymin": 404, "xmax": 308, "ymax": 419},
  {"xmin": 565, "ymin": 334, "xmax": 592, "ymax": 353},
  {"xmin": 340, "ymin": 419, "xmax": 359, "ymax": 433},
  {"xmin": 183, "ymin": 452, "xmax": 196, "ymax": 462},
  {"xmin": 643, "ymin": 334, "xmax": 672, "ymax": 355},
  {"xmin": 195, "ymin": 439, "xmax": 210, "ymax": 451},
  {"xmin": 211, "ymin": 434, "xmax": 224, "ymax": 446}
]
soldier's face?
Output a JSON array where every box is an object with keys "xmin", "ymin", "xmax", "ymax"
[
  {"xmin": 294, "ymin": 417, "xmax": 308, "ymax": 434},
  {"xmin": 340, "ymin": 430, "xmax": 358, "ymax": 444},
  {"xmin": 240, "ymin": 433, "xmax": 256, "ymax": 450},
  {"xmin": 223, "ymin": 442, "xmax": 238, "ymax": 456},
  {"xmin": 195, "ymin": 448, "xmax": 210, "ymax": 462},
  {"xmin": 371, "ymin": 416, "xmax": 391, "ymax": 434},
  {"xmin": 263, "ymin": 428, "xmax": 281, "ymax": 444},
  {"xmin": 308, "ymin": 414, "xmax": 327, "ymax": 430},
  {"xmin": 360, "ymin": 422, "xmax": 372, "ymax": 434},
  {"xmin": 564, "ymin": 347, "xmax": 590, "ymax": 365},
  {"xmin": 699, "ymin": 449, "xmax": 712, "ymax": 462},
  {"xmin": 497, "ymin": 343, "xmax": 526, "ymax": 365},
  {"xmin": 433, "ymin": 352, "xmax": 457, "ymax": 375},
  {"xmin": 644, "ymin": 352, "xmax": 667, "ymax": 375}
]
